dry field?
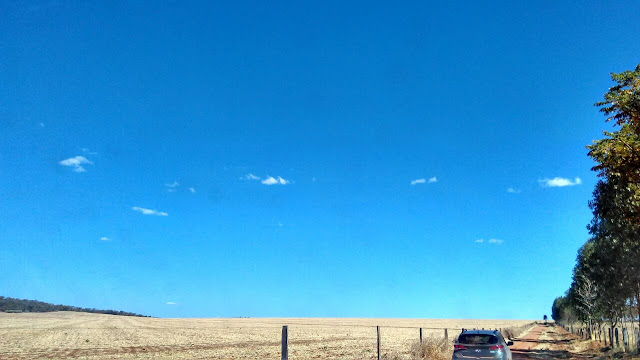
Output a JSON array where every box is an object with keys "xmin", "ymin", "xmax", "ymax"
[{"xmin": 0, "ymin": 312, "xmax": 534, "ymax": 359}]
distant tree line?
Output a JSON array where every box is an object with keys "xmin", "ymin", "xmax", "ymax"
[
  {"xmin": 0, "ymin": 296, "xmax": 148, "ymax": 317},
  {"xmin": 551, "ymin": 64, "xmax": 640, "ymax": 340}
]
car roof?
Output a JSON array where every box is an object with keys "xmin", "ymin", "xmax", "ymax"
[{"xmin": 460, "ymin": 330, "xmax": 499, "ymax": 335}]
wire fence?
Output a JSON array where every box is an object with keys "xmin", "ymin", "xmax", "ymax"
[
  {"xmin": 275, "ymin": 322, "xmax": 535, "ymax": 360},
  {"xmin": 560, "ymin": 322, "xmax": 640, "ymax": 353}
]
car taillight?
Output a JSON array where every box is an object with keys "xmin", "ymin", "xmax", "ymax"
[
  {"xmin": 454, "ymin": 345, "xmax": 467, "ymax": 351},
  {"xmin": 489, "ymin": 345, "xmax": 504, "ymax": 350}
]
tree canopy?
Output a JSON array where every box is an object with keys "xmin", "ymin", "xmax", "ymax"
[{"xmin": 0, "ymin": 296, "xmax": 148, "ymax": 317}]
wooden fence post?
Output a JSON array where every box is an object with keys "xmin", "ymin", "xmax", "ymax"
[
  {"xmin": 376, "ymin": 326, "xmax": 381, "ymax": 360},
  {"xmin": 281, "ymin": 326, "xmax": 288, "ymax": 360},
  {"xmin": 445, "ymin": 329, "xmax": 448, "ymax": 342},
  {"xmin": 419, "ymin": 328, "xmax": 422, "ymax": 344}
]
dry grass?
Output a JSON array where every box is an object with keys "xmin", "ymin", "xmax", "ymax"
[
  {"xmin": 502, "ymin": 322, "xmax": 537, "ymax": 340},
  {"xmin": 0, "ymin": 311, "xmax": 534, "ymax": 359},
  {"xmin": 410, "ymin": 336, "xmax": 452, "ymax": 360}
]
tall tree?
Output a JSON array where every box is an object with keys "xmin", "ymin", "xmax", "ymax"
[{"xmin": 587, "ymin": 64, "xmax": 640, "ymax": 334}]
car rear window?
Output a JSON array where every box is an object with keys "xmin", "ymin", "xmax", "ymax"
[{"xmin": 458, "ymin": 334, "xmax": 499, "ymax": 345}]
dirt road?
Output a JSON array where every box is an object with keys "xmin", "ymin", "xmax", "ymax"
[{"xmin": 511, "ymin": 324, "xmax": 598, "ymax": 359}]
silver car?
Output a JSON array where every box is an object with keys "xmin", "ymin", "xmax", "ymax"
[{"xmin": 452, "ymin": 329, "xmax": 513, "ymax": 360}]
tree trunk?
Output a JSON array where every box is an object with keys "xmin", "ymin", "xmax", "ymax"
[{"xmin": 636, "ymin": 292, "xmax": 640, "ymax": 349}]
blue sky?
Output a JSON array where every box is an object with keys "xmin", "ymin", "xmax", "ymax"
[{"xmin": 1, "ymin": 1, "xmax": 639, "ymax": 319}]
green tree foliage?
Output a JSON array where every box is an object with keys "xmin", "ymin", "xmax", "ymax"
[
  {"xmin": 0, "ymin": 296, "xmax": 148, "ymax": 317},
  {"xmin": 588, "ymin": 64, "xmax": 640, "ymax": 222}
]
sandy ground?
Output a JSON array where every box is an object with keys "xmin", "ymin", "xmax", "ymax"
[{"xmin": 0, "ymin": 312, "xmax": 533, "ymax": 359}]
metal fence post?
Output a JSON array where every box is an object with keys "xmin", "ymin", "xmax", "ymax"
[
  {"xmin": 281, "ymin": 325, "xmax": 288, "ymax": 360},
  {"xmin": 377, "ymin": 326, "xmax": 381, "ymax": 360},
  {"xmin": 419, "ymin": 328, "xmax": 422, "ymax": 344},
  {"xmin": 445, "ymin": 328, "xmax": 448, "ymax": 342}
]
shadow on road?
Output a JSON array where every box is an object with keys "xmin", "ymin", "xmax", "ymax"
[{"xmin": 512, "ymin": 348, "xmax": 593, "ymax": 359}]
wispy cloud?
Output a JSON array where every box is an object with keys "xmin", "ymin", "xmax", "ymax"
[
  {"xmin": 132, "ymin": 206, "xmax": 168, "ymax": 216},
  {"xmin": 165, "ymin": 181, "xmax": 179, "ymax": 192},
  {"xmin": 81, "ymin": 148, "xmax": 98, "ymax": 155},
  {"xmin": 262, "ymin": 176, "xmax": 290, "ymax": 185},
  {"xmin": 507, "ymin": 187, "xmax": 521, "ymax": 193},
  {"xmin": 475, "ymin": 238, "xmax": 504, "ymax": 245},
  {"xmin": 188, "ymin": 187, "xmax": 196, "ymax": 193},
  {"xmin": 39, "ymin": 122, "xmax": 45, "ymax": 128},
  {"xmin": 100, "ymin": 236, "xmax": 110, "ymax": 241},
  {"xmin": 411, "ymin": 177, "xmax": 437, "ymax": 185},
  {"xmin": 59, "ymin": 156, "xmax": 93, "ymax": 172},
  {"xmin": 241, "ymin": 173, "xmax": 260, "ymax": 181},
  {"xmin": 165, "ymin": 302, "xmax": 177, "ymax": 305},
  {"xmin": 539, "ymin": 177, "xmax": 582, "ymax": 187}
]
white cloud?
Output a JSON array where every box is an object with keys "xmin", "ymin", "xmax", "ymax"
[
  {"xmin": 411, "ymin": 177, "xmax": 437, "ymax": 185},
  {"xmin": 475, "ymin": 238, "xmax": 504, "ymax": 245},
  {"xmin": 132, "ymin": 206, "xmax": 168, "ymax": 216},
  {"xmin": 188, "ymin": 187, "xmax": 196, "ymax": 193},
  {"xmin": 165, "ymin": 302, "xmax": 177, "ymax": 305},
  {"xmin": 242, "ymin": 173, "xmax": 260, "ymax": 181},
  {"xmin": 59, "ymin": 156, "xmax": 93, "ymax": 172},
  {"xmin": 100, "ymin": 236, "xmax": 110, "ymax": 241},
  {"xmin": 507, "ymin": 187, "xmax": 521, "ymax": 193},
  {"xmin": 540, "ymin": 177, "xmax": 582, "ymax": 187},
  {"xmin": 262, "ymin": 176, "xmax": 289, "ymax": 185}
]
